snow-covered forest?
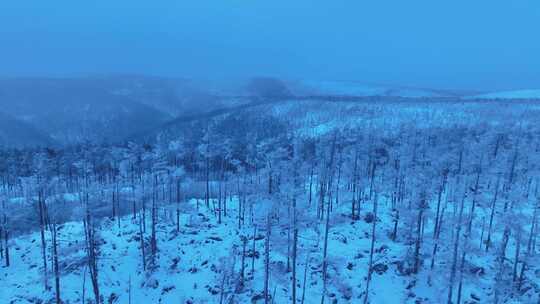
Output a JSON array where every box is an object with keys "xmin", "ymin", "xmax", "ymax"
[{"xmin": 1, "ymin": 85, "xmax": 540, "ymax": 303}]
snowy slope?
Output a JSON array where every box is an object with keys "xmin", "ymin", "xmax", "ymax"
[
  {"xmin": 3, "ymin": 185, "xmax": 539, "ymax": 303},
  {"xmin": 1, "ymin": 197, "xmax": 410, "ymax": 303},
  {"xmin": 469, "ymin": 89, "xmax": 540, "ymax": 99},
  {"xmin": 288, "ymin": 80, "xmax": 445, "ymax": 98}
]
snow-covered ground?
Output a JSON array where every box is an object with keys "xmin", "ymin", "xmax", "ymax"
[
  {"xmin": 1, "ymin": 196, "xmax": 409, "ymax": 303},
  {"xmin": 288, "ymin": 79, "xmax": 540, "ymax": 101},
  {"xmin": 2, "ymin": 184, "xmax": 539, "ymax": 303},
  {"xmin": 289, "ymin": 80, "xmax": 444, "ymax": 98},
  {"xmin": 468, "ymin": 89, "xmax": 540, "ymax": 99},
  {"xmin": 263, "ymin": 98, "xmax": 535, "ymax": 138}
]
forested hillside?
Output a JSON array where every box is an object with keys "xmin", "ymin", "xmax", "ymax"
[
  {"xmin": 0, "ymin": 76, "xmax": 226, "ymax": 145},
  {"xmin": 1, "ymin": 97, "xmax": 540, "ymax": 303},
  {"xmin": 0, "ymin": 112, "xmax": 54, "ymax": 148}
]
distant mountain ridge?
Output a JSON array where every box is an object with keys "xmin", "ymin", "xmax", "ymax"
[
  {"xmin": 1, "ymin": 76, "xmax": 538, "ymax": 148},
  {"xmin": 0, "ymin": 76, "xmax": 225, "ymax": 146}
]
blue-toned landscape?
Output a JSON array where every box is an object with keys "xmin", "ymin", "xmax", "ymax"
[{"xmin": 1, "ymin": 2, "xmax": 539, "ymax": 303}]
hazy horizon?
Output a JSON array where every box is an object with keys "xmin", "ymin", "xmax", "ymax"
[{"xmin": 1, "ymin": 1, "xmax": 539, "ymax": 91}]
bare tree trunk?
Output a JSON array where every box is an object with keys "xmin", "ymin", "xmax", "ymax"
[
  {"xmin": 292, "ymin": 197, "xmax": 298, "ymax": 304},
  {"xmin": 413, "ymin": 194, "xmax": 427, "ymax": 274},
  {"xmin": 301, "ymin": 253, "xmax": 310, "ymax": 304},
  {"xmin": 112, "ymin": 182, "xmax": 116, "ymax": 219},
  {"xmin": 4, "ymin": 226, "xmax": 9, "ymax": 267},
  {"xmin": 494, "ymin": 227, "xmax": 511, "ymax": 304},
  {"xmin": 116, "ymin": 184, "xmax": 121, "ymax": 232},
  {"xmin": 139, "ymin": 211, "xmax": 146, "ymax": 271},
  {"xmin": 308, "ymin": 165, "xmax": 314, "ymax": 209},
  {"xmin": 132, "ymin": 186, "xmax": 136, "ymax": 220},
  {"xmin": 206, "ymin": 145, "xmax": 210, "ymax": 208},
  {"xmin": 237, "ymin": 176, "xmax": 242, "ymax": 230},
  {"xmin": 264, "ymin": 214, "xmax": 271, "ymax": 304},
  {"xmin": 351, "ymin": 148, "xmax": 359, "ymax": 220},
  {"xmin": 479, "ymin": 216, "xmax": 485, "ymax": 249},
  {"xmin": 430, "ymin": 205, "xmax": 446, "ymax": 274},
  {"xmin": 150, "ymin": 176, "xmax": 158, "ymax": 267},
  {"xmin": 364, "ymin": 191, "xmax": 379, "ymax": 304},
  {"xmin": 38, "ymin": 190, "xmax": 49, "ymax": 290},
  {"xmin": 457, "ymin": 194, "xmax": 475, "ymax": 304},
  {"xmin": 223, "ymin": 183, "xmax": 228, "ymax": 218},
  {"xmin": 52, "ymin": 222, "xmax": 61, "ymax": 304},
  {"xmin": 512, "ymin": 229, "xmax": 522, "ymax": 284},
  {"xmin": 527, "ymin": 197, "xmax": 539, "ymax": 255},
  {"xmin": 287, "ymin": 210, "xmax": 291, "ymax": 273},
  {"xmin": 218, "ymin": 180, "xmax": 222, "ymax": 224},
  {"xmin": 392, "ymin": 209, "xmax": 400, "ymax": 242},
  {"xmin": 486, "ymin": 175, "xmax": 501, "ymax": 252},
  {"xmin": 447, "ymin": 190, "xmax": 466, "ymax": 304},
  {"xmin": 321, "ymin": 134, "xmax": 339, "ymax": 304},
  {"xmin": 84, "ymin": 211, "xmax": 100, "ymax": 304},
  {"xmin": 433, "ymin": 172, "xmax": 448, "ymax": 238},
  {"xmin": 82, "ymin": 266, "xmax": 87, "ymax": 304},
  {"xmin": 321, "ymin": 186, "xmax": 331, "ymax": 304},
  {"xmin": 456, "ymin": 248, "xmax": 467, "ymax": 304},
  {"xmin": 251, "ymin": 225, "xmax": 257, "ymax": 276},
  {"xmin": 333, "ymin": 153, "xmax": 342, "ymax": 211},
  {"xmin": 239, "ymin": 236, "xmax": 247, "ymax": 291},
  {"xmin": 176, "ymin": 179, "xmax": 181, "ymax": 232},
  {"xmin": 219, "ymin": 270, "xmax": 227, "ymax": 304},
  {"xmin": 0, "ymin": 226, "xmax": 3, "ymax": 261},
  {"xmin": 142, "ymin": 182, "xmax": 147, "ymax": 233},
  {"xmin": 467, "ymin": 168, "xmax": 482, "ymax": 235}
]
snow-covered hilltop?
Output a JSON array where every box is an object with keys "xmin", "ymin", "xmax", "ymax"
[
  {"xmin": 287, "ymin": 80, "xmax": 451, "ymax": 98},
  {"xmin": 469, "ymin": 89, "xmax": 540, "ymax": 100}
]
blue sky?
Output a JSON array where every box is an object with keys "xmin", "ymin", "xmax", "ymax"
[{"xmin": 1, "ymin": 0, "xmax": 539, "ymax": 90}]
